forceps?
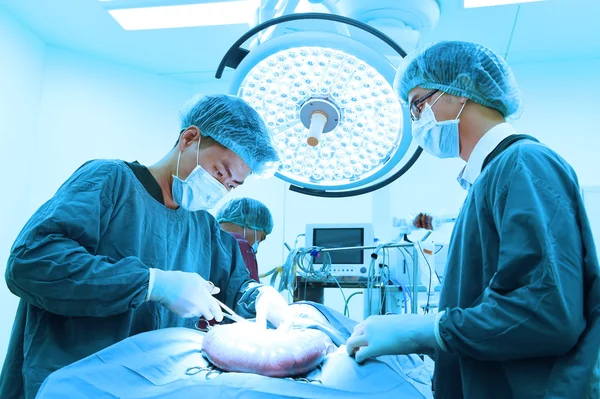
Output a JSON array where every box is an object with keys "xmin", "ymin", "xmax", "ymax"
[
  {"xmin": 203, "ymin": 280, "xmax": 244, "ymax": 323},
  {"xmin": 213, "ymin": 298, "xmax": 246, "ymax": 324},
  {"xmin": 195, "ymin": 298, "xmax": 246, "ymax": 331}
]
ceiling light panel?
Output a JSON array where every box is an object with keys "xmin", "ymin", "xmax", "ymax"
[
  {"xmin": 464, "ymin": 0, "xmax": 545, "ymax": 8},
  {"xmin": 108, "ymin": 0, "xmax": 258, "ymax": 30}
]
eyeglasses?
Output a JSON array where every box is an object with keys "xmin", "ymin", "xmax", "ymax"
[{"xmin": 410, "ymin": 90, "xmax": 439, "ymax": 121}]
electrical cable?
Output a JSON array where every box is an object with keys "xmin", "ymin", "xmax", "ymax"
[
  {"xmin": 273, "ymin": 239, "xmax": 429, "ymax": 316},
  {"xmin": 434, "ymin": 244, "xmax": 444, "ymax": 255},
  {"xmin": 344, "ymin": 291, "xmax": 363, "ymax": 318},
  {"xmin": 328, "ymin": 274, "xmax": 348, "ymax": 317}
]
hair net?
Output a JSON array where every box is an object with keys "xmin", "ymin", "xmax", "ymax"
[
  {"xmin": 394, "ymin": 41, "xmax": 522, "ymax": 119},
  {"xmin": 180, "ymin": 94, "xmax": 280, "ymax": 176},
  {"xmin": 216, "ymin": 197, "xmax": 274, "ymax": 234}
]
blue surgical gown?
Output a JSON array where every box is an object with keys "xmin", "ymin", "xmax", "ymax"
[
  {"xmin": 0, "ymin": 159, "xmax": 262, "ymax": 399},
  {"xmin": 435, "ymin": 138, "xmax": 600, "ymax": 398}
]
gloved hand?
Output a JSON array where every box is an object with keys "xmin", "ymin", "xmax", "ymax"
[
  {"xmin": 255, "ymin": 286, "xmax": 290, "ymax": 329},
  {"xmin": 346, "ymin": 314, "xmax": 437, "ymax": 363},
  {"xmin": 148, "ymin": 268, "xmax": 223, "ymax": 321}
]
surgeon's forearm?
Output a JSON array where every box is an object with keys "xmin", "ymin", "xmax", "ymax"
[
  {"xmin": 438, "ymin": 290, "xmax": 584, "ymax": 361},
  {"xmin": 6, "ymin": 246, "xmax": 150, "ymax": 317},
  {"xmin": 231, "ymin": 280, "xmax": 262, "ymax": 319}
]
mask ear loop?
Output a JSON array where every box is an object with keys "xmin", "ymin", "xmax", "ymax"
[
  {"xmin": 176, "ymin": 150, "xmax": 183, "ymax": 180},
  {"xmin": 176, "ymin": 129, "xmax": 202, "ymax": 180},
  {"xmin": 420, "ymin": 92, "xmax": 446, "ymax": 123},
  {"xmin": 456, "ymin": 100, "xmax": 468, "ymax": 120},
  {"xmin": 196, "ymin": 133, "xmax": 201, "ymax": 166}
]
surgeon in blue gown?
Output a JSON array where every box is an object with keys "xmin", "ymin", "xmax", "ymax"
[
  {"xmin": 0, "ymin": 94, "xmax": 291, "ymax": 399},
  {"xmin": 346, "ymin": 41, "xmax": 600, "ymax": 398}
]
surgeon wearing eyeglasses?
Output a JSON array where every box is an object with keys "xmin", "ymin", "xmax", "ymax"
[
  {"xmin": 0, "ymin": 94, "xmax": 294, "ymax": 399},
  {"xmin": 346, "ymin": 41, "xmax": 600, "ymax": 398}
]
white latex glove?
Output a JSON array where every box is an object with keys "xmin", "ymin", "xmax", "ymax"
[
  {"xmin": 255, "ymin": 286, "xmax": 290, "ymax": 329},
  {"xmin": 346, "ymin": 314, "xmax": 437, "ymax": 363},
  {"xmin": 148, "ymin": 268, "xmax": 223, "ymax": 321}
]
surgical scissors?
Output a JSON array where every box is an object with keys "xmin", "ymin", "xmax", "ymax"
[
  {"xmin": 195, "ymin": 298, "xmax": 246, "ymax": 331},
  {"xmin": 206, "ymin": 281, "xmax": 245, "ymax": 323},
  {"xmin": 214, "ymin": 298, "xmax": 246, "ymax": 323}
]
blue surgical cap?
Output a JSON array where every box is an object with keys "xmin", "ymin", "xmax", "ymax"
[
  {"xmin": 395, "ymin": 41, "xmax": 522, "ymax": 119},
  {"xmin": 216, "ymin": 198, "xmax": 274, "ymax": 235},
  {"xmin": 180, "ymin": 94, "xmax": 280, "ymax": 176}
]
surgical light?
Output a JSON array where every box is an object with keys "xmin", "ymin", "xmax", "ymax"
[
  {"xmin": 217, "ymin": 13, "xmax": 421, "ymax": 197},
  {"xmin": 239, "ymin": 45, "xmax": 403, "ymax": 185},
  {"xmin": 464, "ymin": 0, "xmax": 545, "ymax": 8}
]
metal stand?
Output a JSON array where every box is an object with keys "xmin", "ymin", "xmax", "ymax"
[
  {"xmin": 295, "ymin": 242, "xmax": 423, "ymax": 315},
  {"xmin": 412, "ymin": 245, "xmax": 420, "ymax": 314}
]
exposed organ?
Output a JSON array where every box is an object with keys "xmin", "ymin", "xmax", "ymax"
[{"xmin": 202, "ymin": 322, "xmax": 334, "ymax": 377}]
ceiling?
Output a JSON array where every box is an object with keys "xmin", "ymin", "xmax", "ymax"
[
  {"xmin": 425, "ymin": 0, "xmax": 600, "ymax": 64},
  {"xmin": 1, "ymin": 0, "xmax": 598, "ymax": 84}
]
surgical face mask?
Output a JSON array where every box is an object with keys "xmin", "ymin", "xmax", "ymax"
[
  {"xmin": 244, "ymin": 227, "xmax": 260, "ymax": 254},
  {"xmin": 411, "ymin": 95, "xmax": 467, "ymax": 159},
  {"xmin": 172, "ymin": 139, "xmax": 228, "ymax": 211}
]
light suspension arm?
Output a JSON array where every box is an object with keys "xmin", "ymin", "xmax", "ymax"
[{"xmin": 216, "ymin": 12, "xmax": 408, "ymax": 79}]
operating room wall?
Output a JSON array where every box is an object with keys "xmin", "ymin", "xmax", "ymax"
[
  {"xmin": 0, "ymin": 10, "xmax": 194, "ymax": 371},
  {"xmin": 510, "ymin": 58, "xmax": 599, "ymax": 187},
  {"xmin": 0, "ymin": 9, "xmax": 47, "ymax": 374},
  {"xmin": 30, "ymin": 48, "xmax": 193, "ymax": 205}
]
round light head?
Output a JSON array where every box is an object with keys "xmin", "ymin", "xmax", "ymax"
[{"xmin": 230, "ymin": 32, "xmax": 410, "ymax": 191}]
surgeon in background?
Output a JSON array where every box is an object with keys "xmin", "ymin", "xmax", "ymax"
[
  {"xmin": 0, "ymin": 94, "xmax": 292, "ymax": 399},
  {"xmin": 217, "ymin": 197, "xmax": 273, "ymax": 282},
  {"xmin": 346, "ymin": 41, "xmax": 600, "ymax": 398}
]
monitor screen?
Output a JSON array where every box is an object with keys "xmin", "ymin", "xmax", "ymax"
[{"xmin": 312, "ymin": 228, "xmax": 364, "ymax": 264}]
